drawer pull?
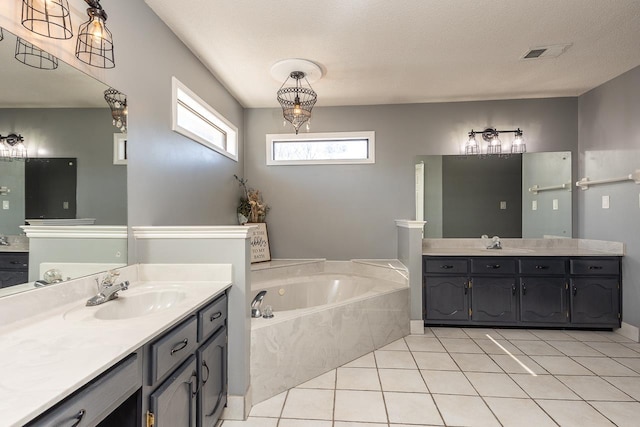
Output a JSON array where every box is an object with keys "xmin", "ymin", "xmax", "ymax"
[
  {"xmin": 535, "ymin": 265, "xmax": 549, "ymax": 270},
  {"xmin": 9, "ymin": 261, "xmax": 22, "ymax": 265},
  {"xmin": 210, "ymin": 311, "xmax": 222, "ymax": 322},
  {"xmin": 588, "ymin": 266, "xmax": 603, "ymax": 270},
  {"xmin": 512, "ymin": 284, "xmax": 516, "ymax": 295},
  {"xmin": 170, "ymin": 339, "xmax": 189, "ymax": 355},
  {"xmin": 68, "ymin": 409, "xmax": 86, "ymax": 427},
  {"xmin": 202, "ymin": 360, "xmax": 210, "ymax": 383},
  {"xmin": 522, "ymin": 283, "xmax": 527, "ymax": 295},
  {"xmin": 486, "ymin": 264, "xmax": 501, "ymax": 269},
  {"xmin": 573, "ymin": 286, "xmax": 578, "ymax": 296},
  {"xmin": 441, "ymin": 265, "xmax": 454, "ymax": 269},
  {"xmin": 464, "ymin": 281, "xmax": 469, "ymax": 295}
]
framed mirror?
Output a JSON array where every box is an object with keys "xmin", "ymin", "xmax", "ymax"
[{"xmin": 0, "ymin": 28, "xmax": 127, "ymax": 297}]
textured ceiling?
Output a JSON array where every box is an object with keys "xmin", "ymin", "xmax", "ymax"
[{"xmin": 144, "ymin": 0, "xmax": 640, "ymax": 108}]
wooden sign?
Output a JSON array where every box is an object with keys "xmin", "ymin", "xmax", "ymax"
[{"xmin": 249, "ymin": 223, "xmax": 271, "ymax": 263}]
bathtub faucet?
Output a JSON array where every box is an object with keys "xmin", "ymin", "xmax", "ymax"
[{"xmin": 251, "ymin": 290, "xmax": 267, "ymax": 318}]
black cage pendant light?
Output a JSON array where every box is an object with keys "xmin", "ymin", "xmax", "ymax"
[
  {"xmin": 15, "ymin": 37, "xmax": 59, "ymax": 70},
  {"xmin": 75, "ymin": 0, "xmax": 115, "ymax": 69},
  {"xmin": 22, "ymin": 0, "xmax": 73, "ymax": 40}
]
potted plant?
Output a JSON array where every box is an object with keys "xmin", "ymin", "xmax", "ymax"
[{"xmin": 234, "ymin": 175, "xmax": 269, "ymax": 224}]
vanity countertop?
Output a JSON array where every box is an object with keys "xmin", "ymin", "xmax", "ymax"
[
  {"xmin": 0, "ymin": 235, "xmax": 29, "ymax": 253},
  {"xmin": 0, "ymin": 266, "xmax": 231, "ymax": 427}
]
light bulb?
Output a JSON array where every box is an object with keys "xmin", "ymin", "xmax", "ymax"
[
  {"xmin": 88, "ymin": 16, "xmax": 105, "ymax": 48},
  {"xmin": 293, "ymin": 104, "xmax": 302, "ymax": 116}
]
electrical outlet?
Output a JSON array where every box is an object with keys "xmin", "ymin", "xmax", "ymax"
[
  {"xmin": 500, "ymin": 201, "xmax": 507, "ymax": 210},
  {"xmin": 532, "ymin": 200, "xmax": 538, "ymax": 211},
  {"xmin": 2, "ymin": 200, "xmax": 9, "ymax": 210},
  {"xmin": 63, "ymin": 201, "xmax": 69, "ymax": 210},
  {"xmin": 602, "ymin": 195, "xmax": 610, "ymax": 209},
  {"xmin": 552, "ymin": 199, "xmax": 559, "ymax": 210}
]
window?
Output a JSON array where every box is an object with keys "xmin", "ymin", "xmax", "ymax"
[
  {"xmin": 266, "ymin": 131, "xmax": 375, "ymax": 165},
  {"xmin": 172, "ymin": 77, "xmax": 238, "ymax": 161}
]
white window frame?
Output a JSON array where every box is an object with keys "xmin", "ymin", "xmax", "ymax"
[
  {"xmin": 171, "ymin": 76, "xmax": 238, "ymax": 161},
  {"xmin": 266, "ymin": 131, "xmax": 375, "ymax": 166}
]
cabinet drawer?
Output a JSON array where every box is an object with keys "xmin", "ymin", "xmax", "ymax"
[
  {"xmin": 0, "ymin": 253, "xmax": 28, "ymax": 270},
  {"xmin": 519, "ymin": 258, "xmax": 566, "ymax": 275},
  {"xmin": 150, "ymin": 316, "xmax": 198, "ymax": 385},
  {"xmin": 424, "ymin": 258, "xmax": 468, "ymax": 274},
  {"xmin": 570, "ymin": 258, "xmax": 619, "ymax": 276},
  {"xmin": 198, "ymin": 293, "xmax": 227, "ymax": 342},
  {"xmin": 470, "ymin": 258, "xmax": 516, "ymax": 274},
  {"xmin": 0, "ymin": 270, "xmax": 29, "ymax": 288},
  {"xmin": 27, "ymin": 353, "xmax": 141, "ymax": 427}
]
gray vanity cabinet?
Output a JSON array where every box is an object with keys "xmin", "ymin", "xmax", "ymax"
[
  {"xmin": 0, "ymin": 252, "xmax": 28, "ymax": 288},
  {"xmin": 471, "ymin": 277, "xmax": 517, "ymax": 323},
  {"xmin": 424, "ymin": 276, "xmax": 469, "ymax": 321},
  {"xmin": 519, "ymin": 277, "xmax": 568, "ymax": 324},
  {"xmin": 197, "ymin": 326, "xmax": 227, "ymax": 427},
  {"xmin": 149, "ymin": 355, "xmax": 198, "ymax": 427}
]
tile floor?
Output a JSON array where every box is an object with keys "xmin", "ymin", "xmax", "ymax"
[{"xmin": 222, "ymin": 328, "xmax": 640, "ymax": 426}]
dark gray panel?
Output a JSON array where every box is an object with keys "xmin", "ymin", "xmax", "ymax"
[
  {"xmin": 149, "ymin": 356, "xmax": 197, "ymax": 427},
  {"xmin": 197, "ymin": 327, "xmax": 227, "ymax": 427},
  {"xmin": 570, "ymin": 278, "xmax": 620, "ymax": 326},
  {"xmin": 471, "ymin": 277, "xmax": 517, "ymax": 323},
  {"xmin": 150, "ymin": 316, "xmax": 198, "ymax": 385},
  {"xmin": 424, "ymin": 276, "xmax": 469, "ymax": 321},
  {"xmin": 520, "ymin": 277, "xmax": 568, "ymax": 323}
]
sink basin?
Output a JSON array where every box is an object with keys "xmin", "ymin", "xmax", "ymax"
[{"xmin": 93, "ymin": 290, "xmax": 187, "ymax": 320}]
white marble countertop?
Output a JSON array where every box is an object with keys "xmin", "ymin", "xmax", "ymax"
[
  {"xmin": 422, "ymin": 248, "xmax": 622, "ymax": 256},
  {"xmin": 0, "ymin": 272, "xmax": 230, "ymax": 427},
  {"xmin": 0, "ymin": 235, "xmax": 29, "ymax": 253}
]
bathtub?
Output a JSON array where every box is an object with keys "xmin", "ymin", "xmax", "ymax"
[{"xmin": 250, "ymin": 260, "xmax": 410, "ymax": 404}]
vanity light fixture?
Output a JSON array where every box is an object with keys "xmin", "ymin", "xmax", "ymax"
[
  {"xmin": 0, "ymin": 134, "xmax": 28, "ymax": 160},
  {"xmin": 0, "ymin": 27, "xmax": 4, "ymax": 42},
  {"xmin": 75, "ymin": 0, "xmax": 115, "ymax": 69},
  {"xmin": 464, "ymin": 128, "xmax": 526, "ymax": 156},
  {"xmin": 22, "ymin": 0, "xmax": 73, "ymax": 40},
  {"xmin": 14, "ymin": 37, "xmax": 59, "ymax": 70},
  {"xmin": 104, "ymin": 88, "xmax": 127, "ymax": 132}
]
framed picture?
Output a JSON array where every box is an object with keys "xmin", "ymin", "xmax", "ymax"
[
  {"xmin": 249, "ymin": 223, "xmax": 271, "ymax": 263},
  {"xmin": 113, "ymin": 133, "xmax": 128, "ymax": 165}
]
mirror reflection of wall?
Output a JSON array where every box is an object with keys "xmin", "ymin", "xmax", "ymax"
[{"xmin": 417, "ymin": 152, "xmax": 572, "ymax": 238}]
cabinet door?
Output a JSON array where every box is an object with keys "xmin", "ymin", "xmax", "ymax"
[
  {"xmin": 570, "ymin": 278, "xmax": 620, "ymax": 326},
  {"xmin": 150, "ymin": 355, "xmax": 197, "ymax": 427},
  {"xmin": 197, "ymin": 326, "xmax": 227, "ymax": 427},
  {"xmin": 424, "ymin": 276, "xmax": 469, "ymax": 321},
  {"xmin": 471, "ymin": 277, "xmax": 517, "ymax": 323},
  {"xmin": 520, "ymin": 278, "xmax": 568, "ymax": 324}
]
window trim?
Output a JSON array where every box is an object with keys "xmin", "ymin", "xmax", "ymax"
[
  {"xmin": 171, "ymin": 76, "xmax": 238, "ymax": 162},
  {"xmin": 266, "ymin": 131, "xmax": 376, "ymax": 165}
]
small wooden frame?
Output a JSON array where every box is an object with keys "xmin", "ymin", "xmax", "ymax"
[{"xmin": 249, "ymin": 223, "xmax": 271, "ymax": 263}]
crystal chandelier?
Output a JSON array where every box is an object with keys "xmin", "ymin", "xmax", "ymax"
[
  {"xmin": 277, "ymin": 71, "xmax": 317, "ymax": 134},
  {"xmin": 104, "ymin": 88, "xmax": 127, "ymax": 132}
]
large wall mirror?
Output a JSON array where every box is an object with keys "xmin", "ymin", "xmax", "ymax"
[
  {"xmin": 416, "ymin": 152, "xmax": 572, "ymax": 238},
  {"xmin": 0, "ymin": 28, "xmax": 127, "ymax": 297}
]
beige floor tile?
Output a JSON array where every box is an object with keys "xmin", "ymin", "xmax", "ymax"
[
  {"xmin": 603, "ymin": 376, "xmax": 640, "ymax": 400},
  {"xmin": 573, "ymin": 356, "xmax": 640, "ymax": 376},
  {"xmin": 614, "ymin": 357, "xmax": 640, "ymax": 374},
  {"xmin": 404, "ymin": 336, "xmax": 446, "ymax": 352},
  {"xmin": 334, "ymin": 423, "xmax": 388, "ymax": 427},
  {"xmin": 433, "ymin": 394, "xmax": 499, "ymax": 426},
  {"xmin": 249, "ymin": 391, "xmax": 287, "ymax": 417},
  {"xmin": 297, "ymin": 370, "xmax": 336, "ymax": 389},
  {"xmin": 474, "ymin": 338, "xmax": 524, "ymax": 355},
  {"xmin": 585, "ymin": 341, "xmax": 640, "ymax": 358},
  {"xmin": 536, "ymin": 399, "xmax": 615, "ymax": 427},
  {"xmin": 590, "ymin": 401, "xmax": 640, "ymax": 427},
  {"xmin": 439, "ymin": 338, "xmax": 484, "ymax": 353},
  {"xmin": 556, "ymin": 375, "xmax": 633, "ymax": 401},
  {"xmin": 450, "ymin": 353, "xmax": 503, "ymax": 372},
  {"xmin": 430, "ymin": 327, "xmax": 468, "ymax": 338},
  {"xmin": 490, "ymin": 354, "xmax": 548, "ymax": 375},
  {"xmin": 413, "ymin": 352, "xmax": 459, "ymax": 371},
  {"xmin": 278, "ymin": 420, "xmax": 332, "ymax": 427},
  {"xmin": 336, "ymin": 367, "xmax": 381, "ymax": 391},
  {"xmin": 421, "ymin": 370, "xmax": 477, "ymax": 395},
  {"xmin": 465, "ymin": 372, "xmax": 527, "ymax": 398},
  {"xmin": 529, "ymin": 330, "xmax": 575, "ymax": 341},
  {"xmin": 495, "ymin": 329, "xmax": 540, "ymax": 340},
  {"xmin": 622, "ymin": 342, "xmax": 640, "ymax": 353},
  {"xmin": 379, "ymin": 338, "xmax": 409, "ymax": 351},
  {"xmin": 510, "ymin": 374, "xmax": 580, "ymax": 400},
  {"xmin": 385, "ymin": 391, "xmax": 443, "ymax": 425},
  {"xmin": 564, "ymin": 330, "xmax": 613, "ymax": 342},
  {"xmin": 378, "ymin": 368, "xmax": 428, "ymax": 392},
  {"xmin": 530, "ymin": 355, "xmax": 594, "ymax": 375},
  {"xmin": 597, "ymin": 331, "xmax": 635, "ymax": 343},
  {"xmin": 281, "ymin": 388, "xmax": 334, "ymax": 420},
  {"xmin": 463, "ymin": 328, "xmax": 503, "ymax": 339},
  {"xmin": 549, "ymin": 340, "xmax": 605, "ymax": 357},
  {"xmin": 334, "ymin": 390, "xmax": 387, "ymax": 423},
  {"xmin": 421, "ymin": 327, "xmax": 436, "ymax": 337},
  {"xmin": 222, "ymin": 417, "xmax": 279, "ymax": 427},
  {"xmin": 485, "ymin": 397, "xmax": 557, "ymax": 427},
  {"xmin": 343, "ymin": 352, "xmax": 377, "ymax": 368},
  {"xmin": 511, "ymin": 340, "xmax": 563, "ymax": 356},
  {"xmin": 374, "ymin": 350, "xmax": 417, "ymax": 369}
]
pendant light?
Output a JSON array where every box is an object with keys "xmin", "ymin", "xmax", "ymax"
[
  {"xmin": 22, "ymin": 0, "xmax": 73, "ymax": 40},
  {"xmin": 15, "ymin": 37, "xmax": 59, "ymax": 70},
  {"xmin": 75, "ymin": 0, "xmax": 115, "ymax": 69}
]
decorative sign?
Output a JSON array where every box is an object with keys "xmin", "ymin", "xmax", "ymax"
[{"xmin": 249, "ymin": 223, "xmax": 271, "ymax": 263}]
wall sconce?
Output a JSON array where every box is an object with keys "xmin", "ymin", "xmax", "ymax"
[
  {"xmin": 15, "ymin": 37, "xmax": 59, "ymax": 70},
  {"xmin": 21, "ymin": 0, "xmax": 73, "ymax": 40},
  {"xmin": 0, "ymin": 134, "xmax": 28, "ymax": 160},
  {"xmin": 104, "ymin": 88, "xmax": 127, "ymax": 132},
  {"xmin": 75, "ymin": 0, "xmax": 115, "ymax": 68},
  {"xmin": 464, "ymin": 128, "xmax": 526, "ymax": 156}
]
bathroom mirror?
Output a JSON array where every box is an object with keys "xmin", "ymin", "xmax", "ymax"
[
  {"xmin": 0, "ymin": 29, "xmax": 127, "ymax": 297},
  {"xmin": 416, "ymin": 152, "xmax": 572, "ymax": 238}
]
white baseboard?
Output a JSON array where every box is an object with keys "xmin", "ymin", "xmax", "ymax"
[
  {"xmin": 221, "ymin": 389, "xmax": 252, "ymax": 420},
  {"xmin": 410, "ymin": 320, "xmax": 425, "ymax": 335},
  {"xmin": 616, "ymin": 322, "xmax": 640, "ymax": 342}
]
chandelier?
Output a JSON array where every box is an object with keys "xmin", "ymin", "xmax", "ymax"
[
  {"xmin": 277, "ymin": 71, "xmax": 317, "ymax": 134},
  {"xmin": 104, "ymin": 88, "xmax": 127, "ymax": 132},
  {"xmin": 464, "ymin": 128, "xmax": 526, "ymax": 156},
  {"xmin": 76, "ymin": 0, "xmax": 115, "ymax": 68}
]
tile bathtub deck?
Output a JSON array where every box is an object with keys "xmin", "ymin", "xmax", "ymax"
[{"xmin": 222, "ymin": 328, "xmax": 640, "ymax": 427}]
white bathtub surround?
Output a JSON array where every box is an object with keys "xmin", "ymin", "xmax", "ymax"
[
  {"xmin": 0, "ymin": 263, "xmax": 231, "ymax": 427},
  {"xmin": 250, "ymin": 260, "xmax": 410, "ymax": 404},
  {"xmin": 396, "ymin": 220, "xmax": 426, "ymax": 334}
]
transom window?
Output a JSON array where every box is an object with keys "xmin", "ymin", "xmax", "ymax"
[
  {"xmin": 266, "ymin": 131, "xmax": 375, "ymax": 165},
  {"xmin": 172, "ymin": 77, "xmax": 238, "ymax": 161}
]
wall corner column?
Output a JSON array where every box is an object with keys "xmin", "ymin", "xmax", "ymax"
[{"xmin": 395, "ymin": 220, "xmax": 425, "ymax": 334}]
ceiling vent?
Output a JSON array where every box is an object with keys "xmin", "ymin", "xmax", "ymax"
[{"xmin": 521, "ymin": 43, "xmax": 572, "ymax": 60}]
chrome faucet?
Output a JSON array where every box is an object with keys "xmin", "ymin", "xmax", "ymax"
[
  {"xmin": 0, "ymin": 235, "xmax": 9, "ymax": 246},
  {"xmin": 251, "ymin": 290, "xmax": 267, "ymax": 318},
  {"xmin": 86, "ymin": 270, "xmax": 129, "ymax": 306},
  {"xmin": 486, "ymin": 236, "xmax": 502, "ymax": 250}
]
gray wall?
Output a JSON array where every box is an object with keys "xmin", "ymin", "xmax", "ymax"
[
  {"xmin": 245, "ymin": 98, "xmax": 578, "ymax": 259},
  {"xmin": 420, "ymin": 156, "xmax": 443, "ymax": 238},
  {"xmin": 0, "ymin": 108, "xmax": 126, "ymax": 232},
  {"xmin": 0, "ymin": 161, "xmax": 25, "ymax": 235},
  {"xmin": 578, "ymin": 65, "xmax": 640, "ymax": 328}
]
